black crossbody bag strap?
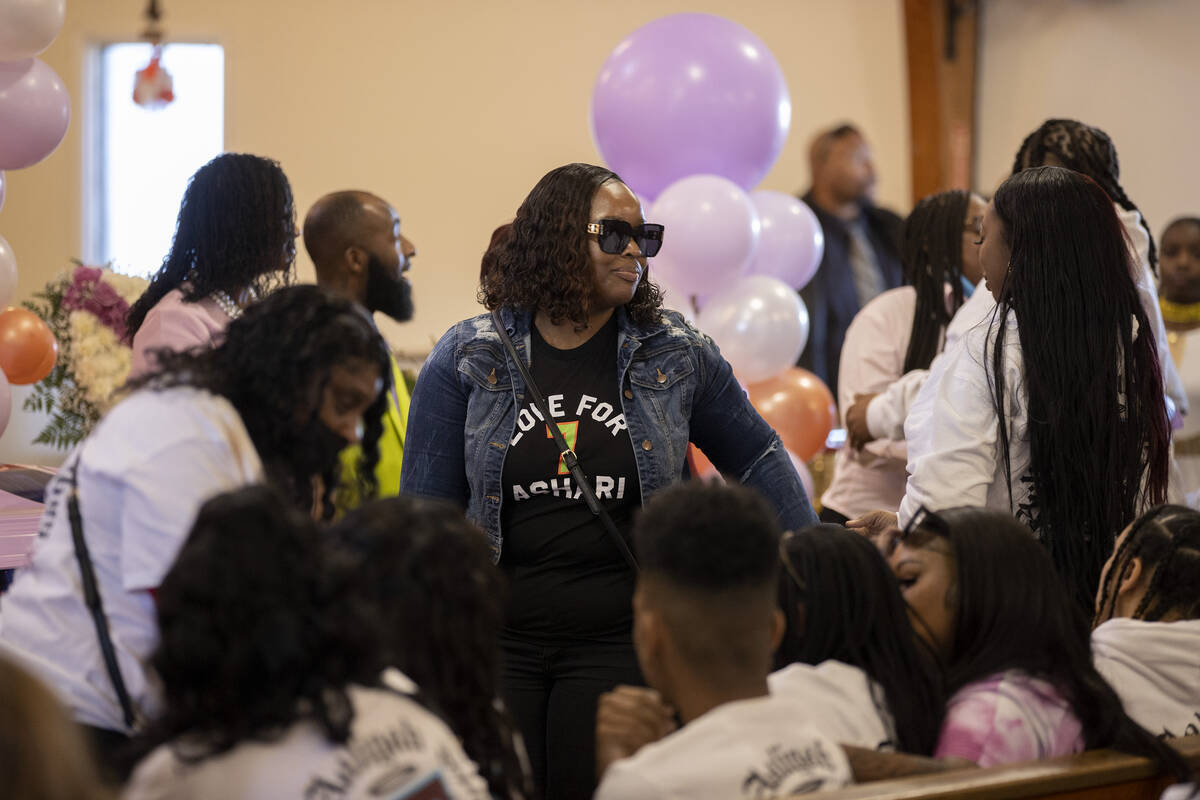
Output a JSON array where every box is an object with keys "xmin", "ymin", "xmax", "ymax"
[
  {"xmin": 66, "ymin": 456, "xmax": 139, "ymax": 730},
  {"xmin": 491, "ymin": 311, "xmax": 638, "ymax": 571}
]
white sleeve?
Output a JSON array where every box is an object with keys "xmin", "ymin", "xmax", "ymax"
[
  {"xmin": 594, "ymin": 763, "xmax": 662, "ymax": 800},
  {"xmin": 898, "ymin": 336, "xmax": 1000, "ymax": 526},
  {"xmin": 866, "ymin": 368, "xmax": 929, "ymax": 442},
  {"xmin": 120, "ymin": 437, "xmax": 255, "ymax": 591}
]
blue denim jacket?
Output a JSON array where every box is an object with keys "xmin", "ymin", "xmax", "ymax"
[{"xmin": 399, "ymin": 306, "xmax": 817, "ymax": 562}]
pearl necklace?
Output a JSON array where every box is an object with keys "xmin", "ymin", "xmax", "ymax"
[{"xmin": 209, "ymin": 289, "xmax": 243, "ymax": 320}]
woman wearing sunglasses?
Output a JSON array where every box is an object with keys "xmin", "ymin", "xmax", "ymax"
[
  {"xmin": 889, "ymin": 506, "xmax": 1189, "ymax": 776},
  {"xmin": 852, "ymin": 166, "xmax": 1170, "ymax": 612},
  {"xmin": 399, "ymin": 162, "xmax": 815, "ymax": 800}
]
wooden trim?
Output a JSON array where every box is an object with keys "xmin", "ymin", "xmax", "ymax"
[
  {"xmin": 903, "ymin": 0, "xmax": 980, "ymax": 203},
  {"xmin": 819, "ymin": 735, "xmax": 1200, "ymax": 800}
]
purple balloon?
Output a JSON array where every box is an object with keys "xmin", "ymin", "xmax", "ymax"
[
  {"xmin": 0, "ymin": 58, "xmax": 70, "ymax": 171},
  {"xmin": 591, "ymin": 13, "xmax": 791, "ymax": 202},
  {"xmin": 747, "ymin": 191, "xmax": 825, "ymax": 290}
]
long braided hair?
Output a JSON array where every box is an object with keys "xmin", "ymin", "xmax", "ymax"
[
  {"xmin": 901, "ymin": 190, "xmax": 971, "ymax": 373},
  {"xmin": 987, "ymin": 167, "xmax": 1169, "ymax": 611},
  {"xmin": 1012, "ymin": 119, "xmax": 1158, "ymax": 274},
  {"xmin": 1094, "ymin": 504, "xmax": 1200, "ymax": 625},
  {"xmin": 127, "ymin": 153, "xmax": 297, "ymax": 336}
]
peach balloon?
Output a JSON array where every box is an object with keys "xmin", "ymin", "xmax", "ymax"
[
  {"xmin": 747, "ymin": 367, "xmax": 835, "ymax": 461},
  {"xmin": 0, "ymin": 307, "xmax": 57, "ymax": 384}
]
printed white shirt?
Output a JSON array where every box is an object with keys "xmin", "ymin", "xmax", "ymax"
[
  {"xmin": 768, "ymin": 660, "xmax": 896, "ymax": 750},
  {"xmin": 0, "ymin": 387, "xmax": 262, "ymax": 731},
  {"xmin": 124, "ymin": 677, "xmax": 491, "ymax": 800},
  {"xmin": 1093, "ymin": 618, "xmax": 1200, "ymax": 738},
  {"xmin": 594, "ymin": 694, "xmax": 852, "ymax": 800}
]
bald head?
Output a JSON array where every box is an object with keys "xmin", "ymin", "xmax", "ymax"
[
  {"xmin": 304, "ymin": 191, "xmax": 393, "ymax": 277},
  {"xmin": 808, "ymin": 123, "xmax": 875, "ymax": 211},
  {"xmin": 304, "ymin": 190, "xmax": 416, "ymax": 321}
]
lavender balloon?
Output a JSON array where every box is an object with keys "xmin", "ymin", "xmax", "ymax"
[
  {"xmin": 0, "ymin": 58, "xmax": 70, "ymax": 170},
  {"xmin": 748, "ymin": 191, "xmax": 825, "ymax": 290},
  {"xmin": 591, "ymin": 13, "xmax": 791, "ymax": 202},
  {"xmin": 650, "ymin": 174, "xmax": 760, "ymax": 303}
]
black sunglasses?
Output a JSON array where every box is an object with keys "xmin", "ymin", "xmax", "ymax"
[
  {"xmin": 887, "ymin": 505, "xmax": 951, "ymax": 557},
  {"xmin": 586, "ymin": 219, "xmax": 665, "ymax": 257}
]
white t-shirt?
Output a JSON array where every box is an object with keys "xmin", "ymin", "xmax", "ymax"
[
  {"xmin": 124, "ymin": 678, "xmax": 491, "ymax": 800},
  {"xmin": 1092, "ymin": 617, "xmax": 1200, "ymax": 738},
  {"xmin": 0, "ymin": 387, "xmax": 262, "ymax": 731},
  {"xmin": 768, "ymin": 660, "xmax": 895, "ymax": 750},
  {"xmin": 594, "ymin": 695, "xmax": 852, "ymax": 800}
]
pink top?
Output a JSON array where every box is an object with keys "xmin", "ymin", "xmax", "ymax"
[
  {"xmin": 128, "ymin": 289, "xmax": 232, "ymax": 381},
  {"xmin": 935, "ymin": 670, "xmax": 1085, "ymax": 767}
]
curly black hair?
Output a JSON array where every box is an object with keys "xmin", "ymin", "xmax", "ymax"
[
  {"xmin": 478, "ymin": 162, "xmax": 663, "ymax": 328},
  {"xmin": 129, "ymin": 285, "xmax": 392, "ymax": 518},
  {"xmin": 328, "ymin": 497, "xmax": 534, "ymax": 800},
  {"xmin": 140, "ymin": 485, "xmax": 378, "ymax": 761},
  {"xmin": 127, "ymin": 152, "xmax": 297, "ymax": 336}
]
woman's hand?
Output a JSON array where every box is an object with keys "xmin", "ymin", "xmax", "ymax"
[
  {"xmin": 845, "ymin": 393, "xmax": 879, "ymax": 450},
  {"xmin": 595, "ymin": 686, "xmax": 677, "ymax": 777},
  {"xmin": 846, "ymin": 510, "xmax": 899, "ymax": 542}
]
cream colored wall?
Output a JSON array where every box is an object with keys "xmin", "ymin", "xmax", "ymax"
[
  {"xmin": 976, "ymin": 0, "xmax": 1200, "ymax": 230},
  {"xmin": 0, "ymin": 0, "xmax": 910, "ymax": 463}
]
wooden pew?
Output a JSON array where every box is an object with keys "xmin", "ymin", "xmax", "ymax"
[{"xmin": 819, "ymin": 735, "xmax": 1200, "ymax": 800}]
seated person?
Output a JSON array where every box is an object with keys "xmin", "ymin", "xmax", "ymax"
[
  {"xmin": 328, "ymin": 497, "xmax": 534, "ymax": 799},
  {"xmin": 594, "ymin": 481, "xmax": 852, "ymax": 800},
  {"xmin": 123, "ymin": 486, "xmax": 490, "ymax": 800},
  {"xmin": 887, "ymin": 506, "xmax": 1188, "ymax": 778},
  {"xmin": 0, "ymin": 286, "xmax": 391, "ymax": 772},
  {"xmin": 1092, "ymin": 504, "xmax": 1200, "ymax": 738},
  {"xmin": 775, "ymin": 523, "xmax": 944, "ymax": 754}
]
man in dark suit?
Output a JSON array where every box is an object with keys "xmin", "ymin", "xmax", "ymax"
[{"xmin": 799, "ymin": 124, "xmax": 903, "ymax": 398}]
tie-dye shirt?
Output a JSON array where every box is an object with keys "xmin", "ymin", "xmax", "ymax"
[{"xmin": 935, "ymin": 670, "xmax": 1085, "ymax": 767}]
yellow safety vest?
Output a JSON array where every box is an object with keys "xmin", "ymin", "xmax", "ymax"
[{"xmin": 334, "ymin": 356, "xmax": 411, "ymax": 514}]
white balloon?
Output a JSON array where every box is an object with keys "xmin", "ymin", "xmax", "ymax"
[
  {"xmin": 697, "ymin": 275, "xmax": 809, "ymax": 384},
  {"xmin": 650, "ymin": 174, "xmax": 760, "ymax": 300},
  {"xmin": 0, "ymin": 170, "xmax": 6, "ymax": 213},
  {"xmin": 0, "ymin": 0, "xmax": 66, "ymax": 61},
  {"xmin": 748, "ymin": 191, "xmax": 825, "ymax": 289},
  {"xmin": 0, "ymin": 234, "xmax": 17, "ymax": 307}
]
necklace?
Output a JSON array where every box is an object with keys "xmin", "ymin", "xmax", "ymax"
[
  {"xmin": 209, "ymin": 290, "xmax": 243, "ymax": 320},
  {"xmin": 1160, "ymin": 297, "xmax": 1200, "ymax": 325}
]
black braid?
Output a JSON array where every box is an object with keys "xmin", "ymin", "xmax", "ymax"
[
  {"xmin": 902, "ymin": 191, "xmax": 970, "ymax": 373},
  {"xmin": 1012, "ymin": 119, "xmax": 1158, "ymax": 275},
  {"xmin": 1095, "ymin": 505, "xmax": 1200, "ymax": 625}
]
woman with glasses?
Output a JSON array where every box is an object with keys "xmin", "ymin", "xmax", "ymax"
[
  {"xmin": 822, "ymin": 190, "xmax": 986, "ymax": 524},
  {"xmin": 852, "ymin": 166, "xmax": 1171, "ymax": 612},
  {"xmin": 888, "ymin": 506, "xmax": 1189, "ymax": 776},
  {"xmin": 774, "ymin": 524, "xmax": 945, "ymax": 755},
  {"xmin": 399, "ymin": 162, "xmax": 815, "ymax": 800}
]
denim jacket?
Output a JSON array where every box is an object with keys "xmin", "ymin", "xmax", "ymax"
[{"xmin": 399, "ymin": 306, "xmax": 817, "ymax": 562}]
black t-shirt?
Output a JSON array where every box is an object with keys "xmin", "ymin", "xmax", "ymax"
[{"xmin": 500, "ymin": 314, "xmax": 642, "ymax": 642}]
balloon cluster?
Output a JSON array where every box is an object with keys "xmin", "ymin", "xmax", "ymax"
[
  {"xmin": 591, "ymin": 13, "xmax": 834, "ymax": 464},
  {"xmin": 0, "ymin": 0, "xmax": 68, "ymax": 436}
]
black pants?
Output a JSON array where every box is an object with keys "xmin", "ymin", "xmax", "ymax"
[
  {"xmin": 81, "ymin": 724, "xmax": 135, "ymax": 785},
  {"xmin": 500, "ymin": 633, "xmax": 643, "ymax": 800},
  {"xmin": 819, "ymin": 506, "xmax": 850, "ymax": 525}
]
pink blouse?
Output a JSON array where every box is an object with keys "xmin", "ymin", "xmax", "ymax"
[{"xmin": 128, "ymin": 289, "xmax": 232, "ymax": 381}]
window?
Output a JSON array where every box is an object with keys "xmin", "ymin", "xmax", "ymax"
[{"xmin": 88, "ymin": 43, "xmax": 224, "ymax": 276}]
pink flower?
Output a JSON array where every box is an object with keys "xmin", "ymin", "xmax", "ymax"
[{"xmin": 62, "ymin": 265, "xmax": 132, "ymax": 341}]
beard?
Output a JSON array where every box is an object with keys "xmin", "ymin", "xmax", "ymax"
[{"xmin": 365, "ymin": 252, "xmax": 414, "ymax": 322}]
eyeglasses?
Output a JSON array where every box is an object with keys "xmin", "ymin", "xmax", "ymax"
[
  {"xmin": 778, "ymin": 530, "xmax": 806, "ymax": 597},
  {"xmin": 586, "ymin": 219, "xmax": 665, "ymax": 257},
  {"xmin": 886, "ymin": 505, "xmax": 951, "ymax": 557}
]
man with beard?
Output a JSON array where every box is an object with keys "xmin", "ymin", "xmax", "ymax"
[
  {"xmin": 0, "ymin": 286, "xmax": 390, "ymax": 774},
  {"xmin": 303, "ymin": 191, "xmax": 418, "ymax": 510}
]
